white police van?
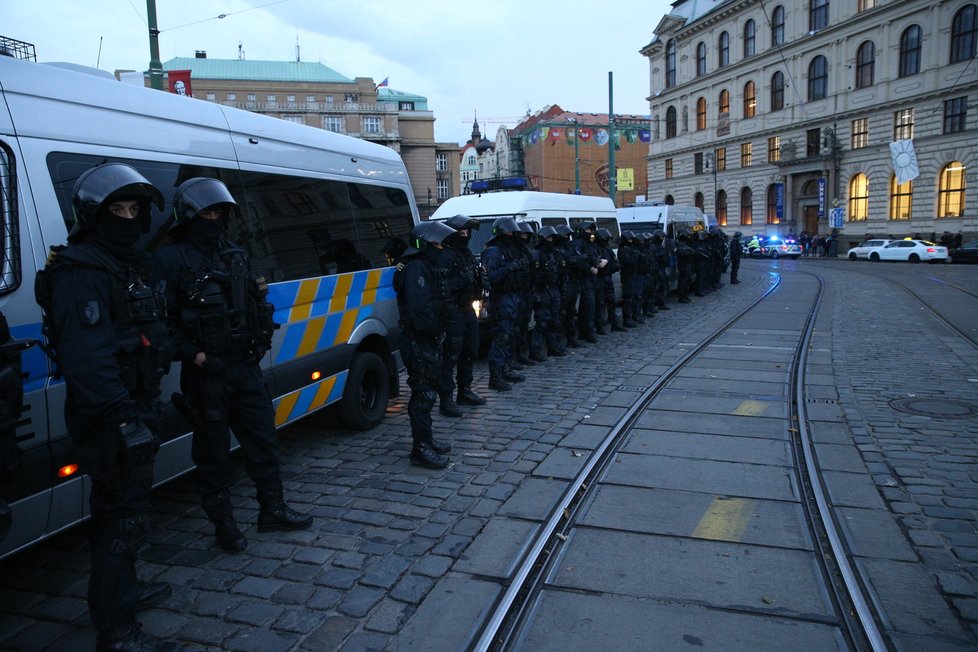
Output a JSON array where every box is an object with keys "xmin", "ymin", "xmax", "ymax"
[
  {"xmin": 616, "ymin": 202, "xmax": 709, "ymax": 290},
  {"xmin": 0, "ymin": 52, "xmax": 418, "ymax": 559}
]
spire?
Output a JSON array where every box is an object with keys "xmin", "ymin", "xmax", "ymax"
[{"xmin": 471, "ymin": 111, "xmax": 481, "ymax": 144}]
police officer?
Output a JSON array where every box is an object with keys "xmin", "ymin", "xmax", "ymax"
[
  {"xmin": 729, "ymin": 231, "xmax": 743, "ymax": 284},
  {"xmin": 574, "ymin": 221, "xmax": 604, "ymax": 343},
  {"xmin": 531, "ymin": 226, "xmax": 566, "ymax": 358},
  {"xmin": 513, "ymin": 222, "xmax": 537, "ymax": 366},
  {"xmin": 395, "ymin": 221, "xmax": 456, "ymax": 468},
  {"xmin": 554, "ymin": 224, "xmax": 583, "ymax": 347},
  {"xmin": 594, "ymin": 228, "xmax": 625, "ymax": 332},
  {"xmin": 674, "ymin": 228, "xmax": 695, "ymax": 303},
  {"xmin": 482, "ymin": 217, "xmax": 527, "ymax": 391},
  {"xmin": 153, "ymin": 178, "xmax": 311, "ymax": 554},
  {"xmin": 649, "ymin": 230, "xmax": 672, "ymax": 311},
  {"xmin": 39, "ymin": 163, "xmax": 179, "ymax": 651}
]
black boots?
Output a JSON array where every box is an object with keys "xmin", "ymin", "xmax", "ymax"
[
  {"xmin": 96, "ymin": 621, "xmax": 183, "ymax": 652},
  {"xmin": 257, "ymin": 487, "xmax": 313, "ymax": 532},
  {"xmin": 457, "ymin": 387, "xmax": 487, "ymax": 405},
  {"xmin": 201, "ymin": 490, "xmax": 247, "ymax": 553},
  {"xmin": 502, "ymin": 367, "xmax": 525, "ymax": 382},
  {"xmin": 135, "ymin": 581, "xmax": 171, "ymax": 611},
  {"xmin": 489, "ymin": 372, "xmax": 511, "ymax": 391},
  {"xmin": 430, "ymin": 438, "xmax": 452, "ymax": 454},
  {"xmin": 439, "ymin": 394, "xmax": 464, "ymax": 417},
  {"xmin": 411, "ymin": 441, "xmax": 450, "ymax": 468}
]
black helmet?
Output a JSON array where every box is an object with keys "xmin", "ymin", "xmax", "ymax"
[
  {"xmin": 172, "ymin": 177, "xmax": 237, "ymax": 225},
  {"xmin": 72, "ymin": 163, "xmax": 163, "ymax": 233},
  {"xmin": 621, "ymin": 230, "xmax": 635, "ymax": 240},
  {"xmin": 575, "ymin": 220, "xmax": 596, "ymax": 233},
  {"xmin": 733, "ymin": 231, "xmax": 743, "ymax": 238},
  {"xmin": 595, "ymin": 228, "xmax": 613, "ymax": 242},
  {"xmin": 555, "ymin": 224, "xmax": 573, "ymax": 237},
  {"xmin": 413, "ymin": 220, "xmax": 456, "ymax": 246},
  {"xmin": 538, "ymin": 226, "xmax": 557, "ymax": 239},
  {"xmin": 444, "ymin": 214, "xmax": 480, "ymax": 231},
  {"xmin": 653, "ymin": 229, "xmax": 666, "ymax": 238},
  {"xmin": 518, "ymin": 222, "xmax": 534, "ymax": 234},
  {"xmin": 492, "ymin": 216, "xmax": 519, "ymax": 236}
]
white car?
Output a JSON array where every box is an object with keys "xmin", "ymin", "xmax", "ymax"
[
  {"xmin": 847, "ymin": 239, "xmax": 893, "ymax": 260},
  {"xmin": 870, "ymin": 239, "xmax": 949, "ymax": 263}
]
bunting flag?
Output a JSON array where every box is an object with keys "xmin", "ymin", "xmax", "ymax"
[
  {"xmin": 594, "ymin": 129, "xmax": 609, "ymax": 146},
  {"xmin": 639, "ymin": 130, "xmax": 652, "ymax": 142},
  {"xmin": 167, "ymin": 69, "xmax": 193, "ymax": 97},
  {"xmin": 625, "ymin": 130, "xmax": 637, "ymax": 143},
  {"xmin": 540, "ymin": 127, "xmax": 549, "ymax": 140},
  {"xmin": 529, "ymin": 130, "xmax": 539, "ymax": 145},
  {"xmin": 549, "ymin": 127, "xmax": 563, "ymax": 141},
  {"xmin": 578, "ymin": 128, "xmax": 593, "ymax": 141}
]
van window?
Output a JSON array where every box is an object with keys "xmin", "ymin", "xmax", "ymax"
[
  {"xmin": 595, "ymin": 217, "xmax": 620, "ymax": 239},
  {"xmin": 624, "ymin": 221, "xmax": 663, "ymax": 233},
  {"xmin": 0, "ymin": 144, "xmax": 21, "ymax": 295},
  {"xmin": 540, "ymin": 217, "xmax": 567, "ymax": 227}
]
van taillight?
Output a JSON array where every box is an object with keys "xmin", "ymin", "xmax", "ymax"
[{"xmin": 58, "ymin": 464, "xmax": 79, "ymax": 478}]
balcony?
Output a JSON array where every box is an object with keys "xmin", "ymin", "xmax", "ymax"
[{"xmin": 222, "ymin": 101, "xmax": 398, "ymax": 114}]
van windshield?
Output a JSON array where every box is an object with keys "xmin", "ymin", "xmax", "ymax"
[{"xmin": 624, "ymin": 221, "xmax": 662, "ymax": 232}]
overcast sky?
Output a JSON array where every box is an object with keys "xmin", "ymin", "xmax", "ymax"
[{"xmin": 5, "ymin": 0, "xmax": 672, "ymax": 144}]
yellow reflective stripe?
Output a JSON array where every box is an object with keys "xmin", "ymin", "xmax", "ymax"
[
  {"xmin": 297, "ymin": 316, "xmax": 326, "ymax": 358},
  {"xmin": 290, "ymin": 279, "xmax": 320, "ymax": 322},
  {"xmin": 692, "ymin": 497, "xmax": 757, "ymax": 541},
  {"xmin": 334, "ymin": 308, "xmax": 359, "ymax": 345},
  {"xmin": 733, "ymin": 400, "xmax": 769, "ymax": 416},
  {"xmin": 329, "ymin": 274, "xmax": 353, "ymax": 314},
  {"xmin": 362, "ymin": 269, "xmax": 382, "ymax": 305},
  {"xmin": 274, "ymin": 392, "xmax": 301, "ymax": 428},
  {"xmin": 310, "ymin": 375, "xmax": 338, "ymax": 410}
]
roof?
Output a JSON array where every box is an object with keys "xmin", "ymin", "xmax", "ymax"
[
  {"xmin": 161, "ymin": 57, "xmax": 353, "ymax": 83},
  {"xmin": 376, "ymin": 87, "xmax": 429, "ymax": 110},
  {"xmin": 430, "ymin": 191, "xmax": 616, "ymax": 220}
]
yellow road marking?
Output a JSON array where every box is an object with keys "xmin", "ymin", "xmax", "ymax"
[
  {"xmin": 692, "ymin": 497, "xmax": 757, "ymax": 541},
  {"xmin": 733, "ymin": 400, "xmax": 769, "ymax": 416}
]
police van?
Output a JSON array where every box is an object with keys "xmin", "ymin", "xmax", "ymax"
[
  {"xmin": 616, "ymin": 202, "xmax": 708, "ymax": 290},
  {"xmin": 0, "ymin": 53, "xmax": 418, "ymax": 559}
]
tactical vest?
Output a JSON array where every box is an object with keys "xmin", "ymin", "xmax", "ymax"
[{"xmin": 35, "ymin": 243, "xmax": 172, "ymax": 401}]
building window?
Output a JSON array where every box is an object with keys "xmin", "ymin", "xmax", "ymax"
[
  {"xmin": 743, "ymin": 81, "xmax": 756, "ymax": 118},
  {"xmin": 944, "ymin": 96, "xmax": 968, "ymax": 134},
  {"xmin": 399, "ymin": 101, "xmax": 415, "ymax": 111},
  {"xmin": 741, "ymin": 142, "xmax": 752, "ymax": 167},
  {"xmin": 286, "ymin": 95, "xmax": 296, "ymax": 107},
  {"xmin": 695, "ymin": 153, "xmax": 705, "ymax": 175},
  {"xmin": 227, "ymin": 93, "xmax": 237, "ymax": 101},
  {"xmin": 889, "ymin": 176, "xmax": 913, "ymax": 220},
  {"xmin": 696, "ymin": 42, "xmax": 707, "ymax": 76},
  {"xmin": 772, "ymin": 5, "xmax": 785, "ymax": 46},
  {"xmin": 741, "ymin": 187, "xmax": 753, "ymax": 225},
  {"xmin": 696, "ymin": 97, "xmax": 707, "ymax": 130},
  {"xmin": 282, "ymin": 115, "xmax": 304, "ymax": 124},
  {"xmin": 894, "ymin": 108, "xmax": 914, "ymax": 140},
  {"xmin": 267, "ymin": 94, "xmax": 277, "ymax": 104},
  {"xmin": 744, "ymin": 20, "xmax": 756, "ymax": 57},
  {"xmin": 306, "ymin": 95, "xmax": 316, "ymax": 103},
  {"xmin": 246, "ymin": 93, "xmax": 255, "ymax": 103},
  {"xmin": 808, "ymin": 56, "xmax": 828, "ymax": 100},
  {"xmin": 716, "ymin": 147, "xmax": 726, "ymax": 171},
  {"xmin": 810, "ymin": 0, "xmax": 829, "ymax": 32},
  {"xmin": 436, "ymin": 153, "xmax": 448, "ymax": 171},
  {"xmin": 467, "ymin": 155, "xmax": 476, "ymax": 166},
  {"xmin": 206, "ymin": 93, "xmax": 216, "ymax": 101},
  {"xmin": 437, "ymin": 179, "xmax": 449, "ymax": 200},
  {"xmin": 771, "ymin": 72, "xmax": 785, "ymax": 111},
  {"xmin": 951, "ymin": 5, "xmax": 978, "ymax": 64},
  {"xmin": 806, "ymin": 128, "xmax": 821, "ymax": 156},
  {"xmin": 325, "ymin": 95, "xmax": 334, "ymax": 105},
  {"xmin": 858, "ymin": 0, "xmax": 876, "ymax": 10},
  {"xmin": 719, "ymin": 89, "xmax": 730, "ymax": 115},
  {"xmin": 695, "ymin": 192, "xmax": 705, "ymax": 210},
  {"xmin": 323, "ymin": 116, "xmax": 343, "ymax": 132},
  {"xmin": 362, "ymin": 116, "xmax": 382, "ymax": 134},
  {"xmin": 768, "ymin": 136, "xmax": 780, "ymax": 162},
  {"xmin": 856, "ymin": 41, "xmax": 875, "ymax": 88},
  {"xmin": 718, "ymin": 31, "xmax": 730, "ymax": 68},
  {"xmin": 666, "ymin": 39, "xmax": 677, "ymax": 88},
  {"xmin": 766, "ymin": 184, "xmax": 780, "ymax": 224},
  {"xmin": 899, "ymin": 25, "xmax": 922, "ymax": 77},
  {"xmin": 851, "ymin": 118, "xmax": 868, "ymax": 148},
  {"xmin": 666, "ymin": 107, "xmax": 677, "ymax": 138},
  {"xmin": 665, "ymin": 158, "xmax": 674, "ymax": 179},
  {"xmin": 938, "ymin": 162, "xmax": 966, "ymax": 217},
  {"xmin": 848, "ymin": 173, "xmax": 869, "ymax": 221},
  {"xmin": 344, "ymin": 93, "xmax": 360, "ymax": 103},
  {"xmin": 716, "ymin": 190, "xmax": 728, "ymax": 226}
]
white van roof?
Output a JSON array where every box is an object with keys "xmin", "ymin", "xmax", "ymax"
[{"xmin": 431, "ymin": 191, "xmax": 616, "ymax": 220}]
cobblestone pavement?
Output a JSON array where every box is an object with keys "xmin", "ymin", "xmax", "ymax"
[{"xmin": 0, "ymin": 258, "xmax": 976, "ymax": 651}]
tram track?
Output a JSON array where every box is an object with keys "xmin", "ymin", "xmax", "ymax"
[{"xmin": 472, "ymin": 270, "xmax": 889, "ymax": 652}]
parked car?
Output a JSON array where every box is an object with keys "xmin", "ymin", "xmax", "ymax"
[
  {"xmin": 949, "ymin": 240, "xmax": 978, "ymax": 264},
  {"xmin": 745, "ymin": 234, "xmax": 801, "ymax": 259},
  {"xmin": 847, "ymin": 239, "xmax": 894, "ymax": 260},
  {"xmin": 869, "ymin": 239, "xmax": 949, "ymax": 263}
]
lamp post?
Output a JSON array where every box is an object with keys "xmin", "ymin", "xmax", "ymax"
[{"xmin": 568, "ymin": 117, "xmax": 580, "ymax": 194}]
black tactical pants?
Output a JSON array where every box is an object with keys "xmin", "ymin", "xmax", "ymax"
[
  {"xmin": 456, "ymin": 307, "xmax": 479, "ymax": 391},
  {"xmin": 403, "ymin": 332, "xmax": 442, "ymax": 444},
  {"xmin": 438, "ymin": 308, "xmax": 465, "ymax": 397}
]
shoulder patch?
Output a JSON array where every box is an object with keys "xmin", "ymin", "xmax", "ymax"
[
  {"xmin": 78, "ymin": 300, "xmax": 101, "ymax": 326},
  {"xmin": 417, "ymin": 275, "xmax": 425, "ymax": 289}
]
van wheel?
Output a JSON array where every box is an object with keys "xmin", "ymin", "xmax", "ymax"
[{"xmin": 338, "ymin": 352, "xmax": 389, "ymax": 430}]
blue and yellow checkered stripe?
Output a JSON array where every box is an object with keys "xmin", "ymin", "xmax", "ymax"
[{"xmin": 273, "ymin": 369, "xmax": 347, "ymax": 427}]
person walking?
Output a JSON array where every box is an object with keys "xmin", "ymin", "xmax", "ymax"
[{"xmin": 729, "ymin": 231, "xmax": 743, "ymax": 284}]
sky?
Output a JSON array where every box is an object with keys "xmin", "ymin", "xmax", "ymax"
[{"xmin": 4, "ymin": 0, "xmax": 673, "ymax": 145}]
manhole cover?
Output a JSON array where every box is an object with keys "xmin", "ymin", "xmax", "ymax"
[{"xmin": 889, "ymin": 398, "xmax": 978, "ymax": 418}]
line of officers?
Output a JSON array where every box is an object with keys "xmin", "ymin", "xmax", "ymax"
[{"xmin": 393, "ymin": 215, "xmax": 740, "ymax": 471}]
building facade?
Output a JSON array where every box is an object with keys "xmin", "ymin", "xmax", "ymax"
[{"xmin": 643, "ymin": 0, "xmax": 978, "ymax": 245}]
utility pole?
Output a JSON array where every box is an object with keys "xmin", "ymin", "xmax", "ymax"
[
  {"xmin": 147, "ymin": 0, "xmax": 163, "ymax": 90},
  {"xmin": 608, "ymin": 72, "xmax": 617, "ymax": 204},
  {"xmin": 572, "ymin": 118, "xmax": 580, "ymax": 194}
]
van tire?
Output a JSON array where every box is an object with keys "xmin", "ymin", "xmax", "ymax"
[{"xmin": 338, "ymin": 352, "xmax": 389, "ymax": 430}]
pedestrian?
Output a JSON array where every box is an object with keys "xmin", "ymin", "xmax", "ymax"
[
  {"xmin": 36, "ymin": 163, "xmax": 180, "ymax": 651},
  {"xmin": 954, "ymin": 231, "xmax": 963, "ymax": 249},
  {"xmin": 153, "ymin": 177, "xmax": 311, "ymax": 554},
  {"xmin": 394, "ymin": 221, "xmax": 457, "ymax": 468},
  {"xmin": 729, "ymin": 231, "xmax": 743, "ymax": 284}
]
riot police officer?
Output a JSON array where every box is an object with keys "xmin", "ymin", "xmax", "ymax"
[
  {"xmin": 395, "ymin": 221, "xmax": 456, "ymax": 468},
  {"xmin": 531, "ymin": 226, "xmax": 566, "ymax": 358},
  {"xmin": 729, "ymin": 231, "xmax": 743, "ymax": 284},
  {"xmin": 482, "ymin": 217, "xmax": 527, "ymax": 391},
  {"xmin": 573, "ymin": 221, "xmax": 604, "ymax": 343},
  {"xmin": 153, "ymin": 178, "xmax": 311, "ymax": 554},
  {"xmin": 674, "ymin": 228, "xmax": 695, "ymax": 303},
  {"xmin": 594, "ymin": 228, "xmax": 624, "ymax": 332},
  {"xmin": 38, "ymin": 163, "xmax": 179, "ymax": 651}
]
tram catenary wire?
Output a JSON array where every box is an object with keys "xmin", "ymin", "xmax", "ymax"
[{"xmin": 472, "ymin": 270, "xmax": 889, "ymax": 651}]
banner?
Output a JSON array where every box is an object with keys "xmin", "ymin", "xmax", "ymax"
[
  {"xmin": 594, "ymin": 129, "xmax": 609, "ymax": 146},
  {"xmin": 890, "ymin": 140, "xmax": 920, "ymax": 184},
  {"xmin": 639, "ymin": 130, "xmax": 651, "ymax": 142},
  {"xmin": 167, "ymin": 69, "xmax": 193, "ymax": 97},
  {"xmin": 549, "ymin": 127, "xmax": 563, "ymax": 142},
  {"xmin": 578, "ymin": 128, "xmax": 593, "ymax": 142},
  {"xmin": 817, "ymin": 177, "xmax": 826, "ymax": 218}
]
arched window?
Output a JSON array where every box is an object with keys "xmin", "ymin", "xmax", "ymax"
[
  {"xmin": 741, "ymin": 187, "xmax": 753, "ymax": 225},
  {"xmin": 856, "ymin": 41, "xmax": 875, "ymax": 88},
  {"xmin": 666, "ymin": 106, "xmax": 677, "ymax": 138},
  {"xmin": 808, "ymin": 56, "xmax": 827, "ymax": 100},
  {"xmin": 938, "ymin": 162, "xmax": 966, "ymax": 217},
  {"xmin": 889, "ymin": 175, "xmax": 913, "ymax": 220},
  {"xmin": 743, "ymin": 81, "xmax": 756, "ymax": 118},
  {"xmin": 696, "ymin": 42, "xmax": 707, "ymax": 76},
  {"xmin": 951, "ymin": 5, "xmax": 978, "ymax": 64},
  {"xmin": 848, "ymin": 173, "xmax": 869, "ymax": 221},
  {"xmin": 772, "ymin": 6, "xmax": 785, "ymax": 46},
  {"xmin": 697, "ymin": 97, "xmax": 707, "ymax": 130},
  {"xmin": 771, "ymin": 71, "xmax": 785, "ymax": 110},
  {"xmin": 719, "ymin": 89, "xmax": 730, "ymax": 115},
  {"xmin": 810, "ymin": 0, "xmax": 829, "ymax": 32},
  {"xmin": 695, "ymin": 192, "xmax": 705, "ymax": 210},
  {"xmin": 899, "ymin": 25, "xmax": 922, "ymax": 77},
  {"xmin": 744, "ymin": 20, "xmax": 756, "ymax": 57},
  {"xmin": 666, "ymin": 39, "xmax": 677, "ymax": 87},
  {"xmin": 766, "ymin": 184, "xmax": 781, "ymax": 224},
  {"xmin": 719, "ymin": 31, "xmax": 730, "ymax": 67},
  {"xmin": 716, "ymin": 190, "xmax": 728, "ymax": 226}
]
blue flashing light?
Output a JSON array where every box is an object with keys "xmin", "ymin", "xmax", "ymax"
[
  {"xmin": 470, "ymin": 180, "xmax": 490, "ymax": 192},
  {"xmin": 769, "ymin": 235, "xmax": 780, "ymax": 242}
]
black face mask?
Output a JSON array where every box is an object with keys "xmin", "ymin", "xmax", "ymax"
[
  {"xmin": 188, "ymin": 217, "xmax": 224, "ymax": 244},
  {"xmin": 95, "ymin": 212, "xmax": 142, "ymax": 248}
]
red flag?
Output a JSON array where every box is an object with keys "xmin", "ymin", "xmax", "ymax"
[
  {"xmin": 168, "ymin": 70, "xmax": 193, "ymax": 97},
  {"xmin": 549, "ymin": 127, "xmax": 562, "ymax": 141},
  {"xmin": 578, "ymin": 128, "xmax": 593, "ymax": 141}
]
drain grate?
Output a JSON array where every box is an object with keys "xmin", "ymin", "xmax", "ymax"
[{"xmin": 889, "ymin": 397, "xmax": 978, "ymax": 419}]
